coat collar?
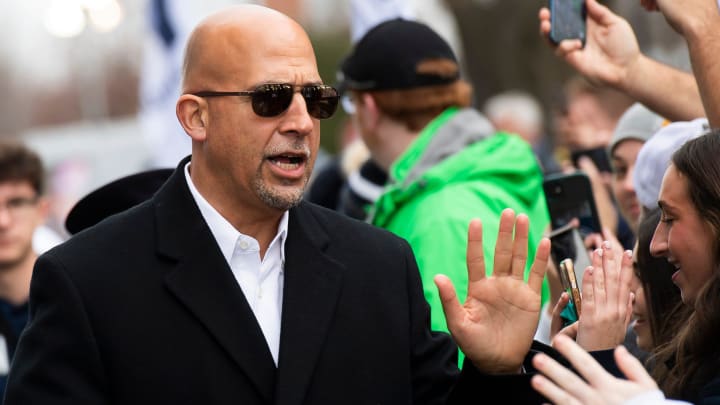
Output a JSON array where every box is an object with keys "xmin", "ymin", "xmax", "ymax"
[
  {"xmin": 274, "ymin": 202, "xmax": 344, "ymax": 404},
  {"xmin": 155, "ymin": 157, "xmax": 276, "ymax": 402},
  {"xmin": 154, "ymin": 157, "xmax": 345, "ymax": 404}
]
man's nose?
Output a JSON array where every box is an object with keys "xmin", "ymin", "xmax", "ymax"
[
  {"xmin": 278, "ymin": 93, "xmax": 314, "ymax": 136},
  {"xmin": 0, "ymin": 206, "xmax": 13, "ymax": 228}
]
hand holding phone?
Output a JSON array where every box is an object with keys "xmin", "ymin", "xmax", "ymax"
[
  {"xmin": 549, "ymin": 0, "xmax": 587, "ymax": 46},
  {"xmin": 543, "ymin": 172, "xmax": 602, "ymax": 241}
]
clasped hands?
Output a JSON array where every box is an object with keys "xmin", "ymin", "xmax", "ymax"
[{"xmin": 551, "ymin": 239, "xmax": 634, "ymax": 351}]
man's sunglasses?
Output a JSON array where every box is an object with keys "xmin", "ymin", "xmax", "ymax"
[{"xmin": 192, "ymin": 83, "xmax": 339, "ymax": 119}]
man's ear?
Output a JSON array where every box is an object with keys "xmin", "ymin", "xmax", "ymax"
[
  {"xmin": 359, "ymin": 93, "xmax": 381, "ymax": 132},
  {"xmin": 176, "ymin": 94, "xmax": 208, "ymax": 142},
  {"xmin": 32, "ymin": 196, "xmax": 51, "ymax": 227}
]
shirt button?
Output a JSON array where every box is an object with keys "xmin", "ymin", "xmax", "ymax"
[{"xmin": 239, "ymin": 240, "xmax": 249, "ymax": 250}]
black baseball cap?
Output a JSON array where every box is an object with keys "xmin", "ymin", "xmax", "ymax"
[
  {"xmin": 338, "ymin": 19, "xmax": 460, "ymax": 92},
  {"xmin": 65, "ymin": 168, "xmax": 173, "ymax": 235}
]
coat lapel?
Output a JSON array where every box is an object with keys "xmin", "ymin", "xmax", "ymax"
[
  {"xmin": 274, "ymin": 203, "xmax": 344, "ymax": 405},
  {"xmin": 154, "ymin": 158, "xmax": 276, "ymax": 403}
]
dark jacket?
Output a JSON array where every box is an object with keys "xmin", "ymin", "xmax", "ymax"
[{"xmin": 4, "ymin": 157, "xmax": 556, "ymax": 404}]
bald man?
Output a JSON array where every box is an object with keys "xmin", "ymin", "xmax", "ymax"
[{"xmin": 4, "ymin": 5, "xmax": 552, "ymax": 404}]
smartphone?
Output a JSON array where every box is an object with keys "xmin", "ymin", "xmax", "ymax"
[
  {"xmin": 571, "ymin": 147, "xmax": 613, "ymax": 174},
  {"xmin": 548, "ymin": 223, "xmax": 591, "ymax": 288},
  {"xmin": 543, "ymin": 172, "xmax": 602, "ymax": 240},
  {"xmin": 549, "ymin": 0, "xmax": 587, "ymax": 47},
  {"xmin": 558, "ymin": 259, "xmax": 582, "ymax": 325}
]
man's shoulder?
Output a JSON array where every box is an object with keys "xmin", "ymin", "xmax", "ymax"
[{"xmin": 296, "ymin": 200, "xmax": 405, "ymax": 244}]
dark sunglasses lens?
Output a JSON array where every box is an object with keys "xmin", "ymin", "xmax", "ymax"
[
  {"xmin": 251, "ymin": 84, "xmax": 294, "ymax": 117},
  {"xmin": 302, "ymin": 85, "xmax": 339, "ymax": 119}
]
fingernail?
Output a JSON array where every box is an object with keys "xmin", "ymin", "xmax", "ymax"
[
  {"xmin": 596, "ymin": 248, "xmax": 603, "ymax": 257},
  {"xmin": 625, "ymin": 250, "xmax": 633, "ymax": 258},
  {"xmin": 603, "ymin": 240, "xmax": 610, "ymax": 250}
]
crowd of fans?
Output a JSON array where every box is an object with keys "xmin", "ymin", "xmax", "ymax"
[{"xmin": 1, "ymin": 0, "xmax": 719, "ymax": 403}]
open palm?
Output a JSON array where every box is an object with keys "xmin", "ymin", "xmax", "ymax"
[{"xmin": 435, "ymin": 209, "xmax": 550, "ymax": 373}]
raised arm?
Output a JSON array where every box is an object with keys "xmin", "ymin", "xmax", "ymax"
[
  {"xmin": 652, "ymin": 0, "xmax": 720, "ymax": 127},
  {"xmin": 539, "ymin": 0, "xmax": 705, "ymax": 122}
]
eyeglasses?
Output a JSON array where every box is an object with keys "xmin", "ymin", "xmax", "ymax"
[
  {"xmin": 0, "ymin": 196, "xmax": 39, "ymax": 220},
  {"xmin": 192, "ymin": 83, "xmax": 339, "ymax": 119}
]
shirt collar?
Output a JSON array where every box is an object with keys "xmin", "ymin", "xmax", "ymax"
[{"xmin": 183, "ymin": 162, "xmax": 288, "ymax": 265}]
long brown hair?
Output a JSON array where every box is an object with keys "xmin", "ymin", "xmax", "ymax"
[
  {"xmin": 652, "ymin": 131, "xmax": 720, "ymax": 401},
  {"xmin": 636, "ymin": 208, "xmax": 689, "ymax": 351}
]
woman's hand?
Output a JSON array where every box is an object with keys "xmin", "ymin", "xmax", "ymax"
[{"xmin": 575, "ymin": 242, "xmax": 634, "ymax": 351}]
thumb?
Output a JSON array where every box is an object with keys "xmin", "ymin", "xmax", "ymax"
[
  {"xmin": 561, "ymin": 322, "xmax": 579, "ymax": 339},
  {"xmin": 550, "ymin": 293, "xmax": 571, "ymax": 338},
  {"xmin": 586, "ymin": 0, "xmax": 617, "ymax": 26},
  {"xmin": 435, "ymin": 275, "xmax": 463, "ymax": 330},
  {"xmin": 614, "ymin": 345, "xmax": 658, "ymax": 388}
]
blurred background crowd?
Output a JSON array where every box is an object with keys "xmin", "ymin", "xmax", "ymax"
[{"xmin": 0, "ymin": 0, "xmax": 691, "ymax": 243}]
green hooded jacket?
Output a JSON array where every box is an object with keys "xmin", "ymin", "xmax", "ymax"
[{"xmin": 370, "ymin": 107, "xmax": 550, "ymax": 358}]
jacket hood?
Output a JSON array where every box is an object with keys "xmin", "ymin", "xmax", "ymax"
[{"xmin": 385, "ymin": 107, "xmax": 544, "ymax": 210}]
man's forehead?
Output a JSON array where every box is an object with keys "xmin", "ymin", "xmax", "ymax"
[
  {"xmin": 230, "ymin": 49, "xmax": 320, "ymax": 86},
  {"xmin": 0, "ymin": 180, "xmax": 37, "ymax": 197}
]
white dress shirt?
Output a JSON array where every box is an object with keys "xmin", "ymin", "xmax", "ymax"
[{"xmin": 184, "ymin": 163, "xmax": 287, "ymax": 365}]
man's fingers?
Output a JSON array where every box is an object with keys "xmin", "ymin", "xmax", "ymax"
[
  {"xmin": 511, "ymin": 214, "xmax": 530, "ymax": 280},
  {"xmin": 493, "ymin": 209, "xmax": 516, "ymax": 276},
  {"xmin": 434, "ymin": 275, "xmax": 463, "ymax": 331},
  {"xmin": 528, "ymin": 237, "xmax": 550, "ymax": 293},
  {"xmin": 466, "ymin": 219, "xmax": 486, "ymax": 283}
]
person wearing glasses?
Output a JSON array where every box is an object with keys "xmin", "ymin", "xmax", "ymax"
[
  {"xmin": 4, "ymin": 5, "xmax": 563, "ymax": 404},
  {"xmin": 0, "ymin": 141, "xmax": 49, "ymax": 400},
  {"xmin": 338, "ymin": 19, "xmax": 551, "ymax": 363}
]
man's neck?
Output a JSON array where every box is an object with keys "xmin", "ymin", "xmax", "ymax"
[
  {"xmin": 0, "ymin": 253, "xmax": 35, "ymax": 306},
  {"xmin": 375, "ymin": 120, "xmax": 420, "ymax": 172}
]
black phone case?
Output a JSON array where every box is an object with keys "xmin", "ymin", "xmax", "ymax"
[
  {"xmin": 549, "ymin": 0, "xmax": 587, "ymax": 46},
  {"xmin": 543, "ymin": 172, "xmax": 602, "ymax": 238}
]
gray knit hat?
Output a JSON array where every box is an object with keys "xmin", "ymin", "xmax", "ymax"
[
  {"xmin": 633, "ymin": 118, "xmax": 710, "ymax": 210},
  {"xmin": 608, "ymin": 103, "xmax": 665, "ymax": 155}
]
